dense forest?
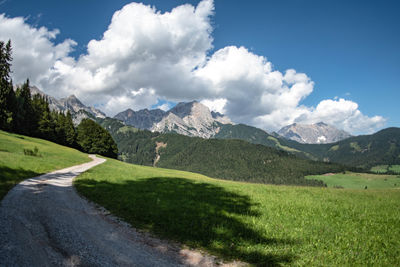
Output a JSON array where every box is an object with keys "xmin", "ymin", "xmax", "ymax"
[
  {"xmin": 99, "ymin": 119, "xmax": 348, "ymax": 186},
  {"xmin": 215, "ymin": 123, "xmax": 400, "ymax": 169},
  {"xmin": 0, "ymin": 40, "xmax": 117, "ymax": 158}
]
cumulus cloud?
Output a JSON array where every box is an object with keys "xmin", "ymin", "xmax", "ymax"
[
  {"xmin": 0, "ymin": 14, "xmax": 76, "ymax": 86},
  {"xmin": 0, "ymin": 0, "xmax": 386, "ymax": 134}
]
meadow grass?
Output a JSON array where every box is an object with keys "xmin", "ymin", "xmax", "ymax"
[
  {"xmin": 307, "ymin": 171, "xmax": 400, "ymax": 189},
  {"xmin": 0, "ymin": 130, "xmax": 90, "ymax": 199},
  {"xmin": 371, "ymin": 165, "xmax": 400, "ymax": 174},
  {"xmin": 75, "ymin": 158, "xmax": 400, "ymax": 266}
]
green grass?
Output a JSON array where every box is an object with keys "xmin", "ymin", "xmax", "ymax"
[
  {"xmin": 371, "ymin": 165, "xmax": 400, "ymax": 174},
  {"xmin": 307, "ymin": 172, "xmax": 400, "ymax": 189},
  {"xmin": 75, "ymin": 158, "xmax": 400, "ymax": 266},
  {"xmin": 0, "ymin": 130, "xmax": 90, "ymax": 199}
]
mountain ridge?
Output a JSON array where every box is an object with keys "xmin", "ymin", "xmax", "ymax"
[
  {"xmin": 114, "ymin": 101, "xmax": 232, "ymax": 138},
  {"xmin": 277, "ymin": 122, "xmax": 352, "ymax": 144},
  {"xmin": 27, "ymin": 86, "xmax": 105, "ymax": 124}
]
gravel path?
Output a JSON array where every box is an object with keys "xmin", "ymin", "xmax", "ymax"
[{"xmin": 0, "ymin": 155, "xmax": 195, "ymax": 267}]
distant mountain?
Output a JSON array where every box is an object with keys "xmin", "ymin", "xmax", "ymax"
[
  {"xmin": 114, "ymin": 101, "xmax": 232, "ymax": 138},
  {"xmin": 114, "ymin": 108, "xmax": 166, "ymax": 129},
  {"xmin": 29, "ymin": 86, "xmax": 105, "ymax": 124},
  {"xmin": 277, "ymin": 122, "xmax": 352, "ymax": 144},
  {"xmin": 214, "ymin": 123, "xmax": 309, "ymax": 157}
]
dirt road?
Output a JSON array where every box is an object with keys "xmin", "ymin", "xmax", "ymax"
[{"xmin": 0, "ymin": 155, "xmax": 190, "ymax": 266}]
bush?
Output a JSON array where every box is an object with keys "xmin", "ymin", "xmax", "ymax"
[{"xmin": 23, "ymin": 146, "xmax": 41, "ymax": 157}]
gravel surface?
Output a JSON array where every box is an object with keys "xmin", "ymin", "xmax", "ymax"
[{"xmin": 0, "ymin": 155, "xmax": 195, "ymax": 267}]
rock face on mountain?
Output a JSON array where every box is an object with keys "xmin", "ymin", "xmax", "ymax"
[
  {"xmin": 114, "ymin": 101, "xmax": 233, "ymax": 138},
  {"xmin": 114, "ymin": 108, "xmax": 166, "ymax": 130},
  {"xmin": 29, "ymin": 86, "xmax": 105, "ymax": 124},
  {"xmin": 277, "ymin": 122, "xmax": 352, "ymax": 144}
]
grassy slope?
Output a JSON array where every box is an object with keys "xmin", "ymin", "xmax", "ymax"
[
  {"xmin": 0, "ymin": 130, "xmax": 90, "ymax": 199},
  {"xmin": 307, "ymin": 172, "xmax": 400, "ymax": 189},
  {"xmin": 75, "ymin": 158, "xmax": 400, "ymax": 266}
]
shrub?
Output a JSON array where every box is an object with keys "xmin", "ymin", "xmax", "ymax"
[{"xmin": 23, "ymin": 146, "xmax": 41, "ymax": 157}]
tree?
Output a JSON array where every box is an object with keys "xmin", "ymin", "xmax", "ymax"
[
  {"xmin": 15, "ymin": 79, "xmax": 35, "ymax": 135},
  {"xmin": 0, "ymin": 40, "xmax": 16, "ymax": 131},
  {"xmin": 64, "ymin": 111, "xmax": 77, "ymax": 148},
  {"xmin": 77, "ymin": 119, "xmax": 118, "ymax": 158}
]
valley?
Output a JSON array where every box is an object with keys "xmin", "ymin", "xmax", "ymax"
[{"xmin": 1, "ymin": 94, "xmax": 400, "ymax": 265}]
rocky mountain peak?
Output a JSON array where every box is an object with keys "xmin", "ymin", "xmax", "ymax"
[
  {"xmin": 114, "ymin": 101, "xmax": 233, "ymax": 138},
  {"xmin": 26, "ymin": 85, "xmax": 105, "ymax": 124},
  {"xmin": 168, "ymin": 101, "xmax": 201, "ymax": 118},
  {"xmin": 277, "ymin": 122, "xmax": 352, "ymax": 144}
]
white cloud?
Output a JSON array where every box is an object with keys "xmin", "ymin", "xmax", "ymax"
[
  {"xmin": 0, "ymin": 0, "xmax": 386, "ymax": 134},
  {"xmin": 0, "ymin": 14, "xmax": 76, "ymax": 87},
  {"xmin": 156, "ymin": 103, "xmax": 170, "ymax": 111},
  {"xmin": 201, "ymin": 98, "xmax": 227, "ymax": 114}
]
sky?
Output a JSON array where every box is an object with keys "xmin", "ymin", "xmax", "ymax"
[{"xmin": 0, "ymin": 0, "xmax": 399, "ymax": 134}]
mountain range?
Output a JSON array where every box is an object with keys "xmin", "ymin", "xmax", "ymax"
[
  {"xmin": 26, "ymin": 85, "xmax": 354, "ymax": 145},
  {"xmin": 20, "ymin": 85, "xmax": 400, "ymax": 182},
  {"xmin": 277, "ymin": 122, "xmax": 352, "ymax": 144},
  {"xmin": 28, "ymin": 86, "xmax": 105, "ymax": 124},
  {"xmin": 114, "ymin": 101, "xmax": 232, "ymax": 138}
]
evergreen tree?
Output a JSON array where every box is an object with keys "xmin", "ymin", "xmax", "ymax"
[
  {"xmin": 34, "ymin": 97, "xmax": 55, "ymax": 141},
  {"xmin": 15, "ymin": 79, "xmax": 35, "ymax": 135},
  {"xmin": 77, "ymin": 119, "xmax": 118, "ymax": 158},
  {"xmin": 64, "ymin": 111, "xmax": 77, "ymax": 148},
  {"xmin": 54, "ymin": 111, "xmax": 67, "ymax": 145},
  {"xmin": 0, "ymin": 40, "xmax": 16, "ymax": 131}
]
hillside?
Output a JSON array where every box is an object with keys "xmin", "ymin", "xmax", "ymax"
[
  {"xmin": 0, "ymin": 130, "xmax": 90, "ymax": 199},
  {"xmin": 75, "ymin": 157, "xmax": 400, "ymax": 266},
  {"xmin": 214, "ymin": 124, "xmax": 400, "ymax": 169},
  {"xmin": 316, "ymin": 127, "xmax": 400, "ymax": 168},
  {"xmin": 107, "ymin": 125, "xmax": 347, "ymax": 186}
]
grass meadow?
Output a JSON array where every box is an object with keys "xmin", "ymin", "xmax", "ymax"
[
  {"xmin": 75, "ymin": 158, "xmax": 400, "ymax": 266},
  {"xmin": 307, "ymin": 172, "xmax": 400, "ymax": 189},
  {"xmin": 370, "ymin": 165, "xmax": 400, "ymax": 174},
  {"xmin": 0, "ymin": 130, "xmax": 90, "ymax": 199}
]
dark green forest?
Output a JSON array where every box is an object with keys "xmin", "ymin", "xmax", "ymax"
[
  {"xmin": 100, "ymin": 119, "xmax": 349, "ymax": 186},
  {"xmin": 0, "ymin": 40, "xmax": 117, "ymax": 158},
  {"xmin": 215, "ymin": 123, "xmax": 400, "ymax": 169}
]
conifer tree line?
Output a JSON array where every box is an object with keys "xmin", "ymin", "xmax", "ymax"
[{"xmin": 0, "ymin": 40, "xmax": 117, "ymax": 158}]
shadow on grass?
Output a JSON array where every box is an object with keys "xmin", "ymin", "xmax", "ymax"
[
  {"xmin": 0, "ymin": 166, "xmax": 41, "ymax": 200},
  {"xmin": 76, "ymin": 177, "xmax": 297, "ymax": 266}
]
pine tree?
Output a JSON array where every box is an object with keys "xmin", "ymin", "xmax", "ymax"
[
  {"xmin": 64, "ymin": 111, "xmax": 77, "ymax": 147},
  {"xmin": 15, "ymin": 79, "xmax": 35, "ymax": 135},
  {"xmin": 0, "ymin": 40, "xmax": 16, "ymax": 131},
  {"xmin": 35, "ymin": 97, "xmax": 55, "ymax": 141}
]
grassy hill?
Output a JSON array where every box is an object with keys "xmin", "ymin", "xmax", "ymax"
[
  {"xmin": 75, "ymin": 157, "xmax": 400, "ymax": 266},
  {"xmin": 0, "ymin": 130, "xmax": 90, "ymax": 199},
  {"xmin": 107, "ymin": 127, "xmax": 348, "ymax": 186}
]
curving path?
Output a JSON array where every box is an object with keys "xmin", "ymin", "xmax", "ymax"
[{"xmin": 0, "ymin": 155, "xmax": 191, "ymax": 266}]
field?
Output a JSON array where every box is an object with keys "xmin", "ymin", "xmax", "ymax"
[
  {"xmin": 370, "ymin": 165, "xmax": 400, "ymax": 174},
  {"xmin": 75, "ymin": 158, "xmax": 400, "ymax": 266},
  {"xmin": 0, "ymin": 130, "xmax": 90, "ymax": 199},
  {"xmin": 307, "ymin": 172, "xmax": 400, "ymax": 189}
]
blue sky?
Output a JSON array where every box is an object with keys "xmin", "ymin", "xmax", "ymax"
[{"xmin": 0, "ymin": 0, "xmax": 399, "ymax": 133}]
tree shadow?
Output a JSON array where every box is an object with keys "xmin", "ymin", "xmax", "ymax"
[
  {"xmin": 0, "ymin": 166, "xmax": 42, "ymax": 200},
  {"xmin": 76, "ymin": 177, "xmax": 298, "ymax": 266}
]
